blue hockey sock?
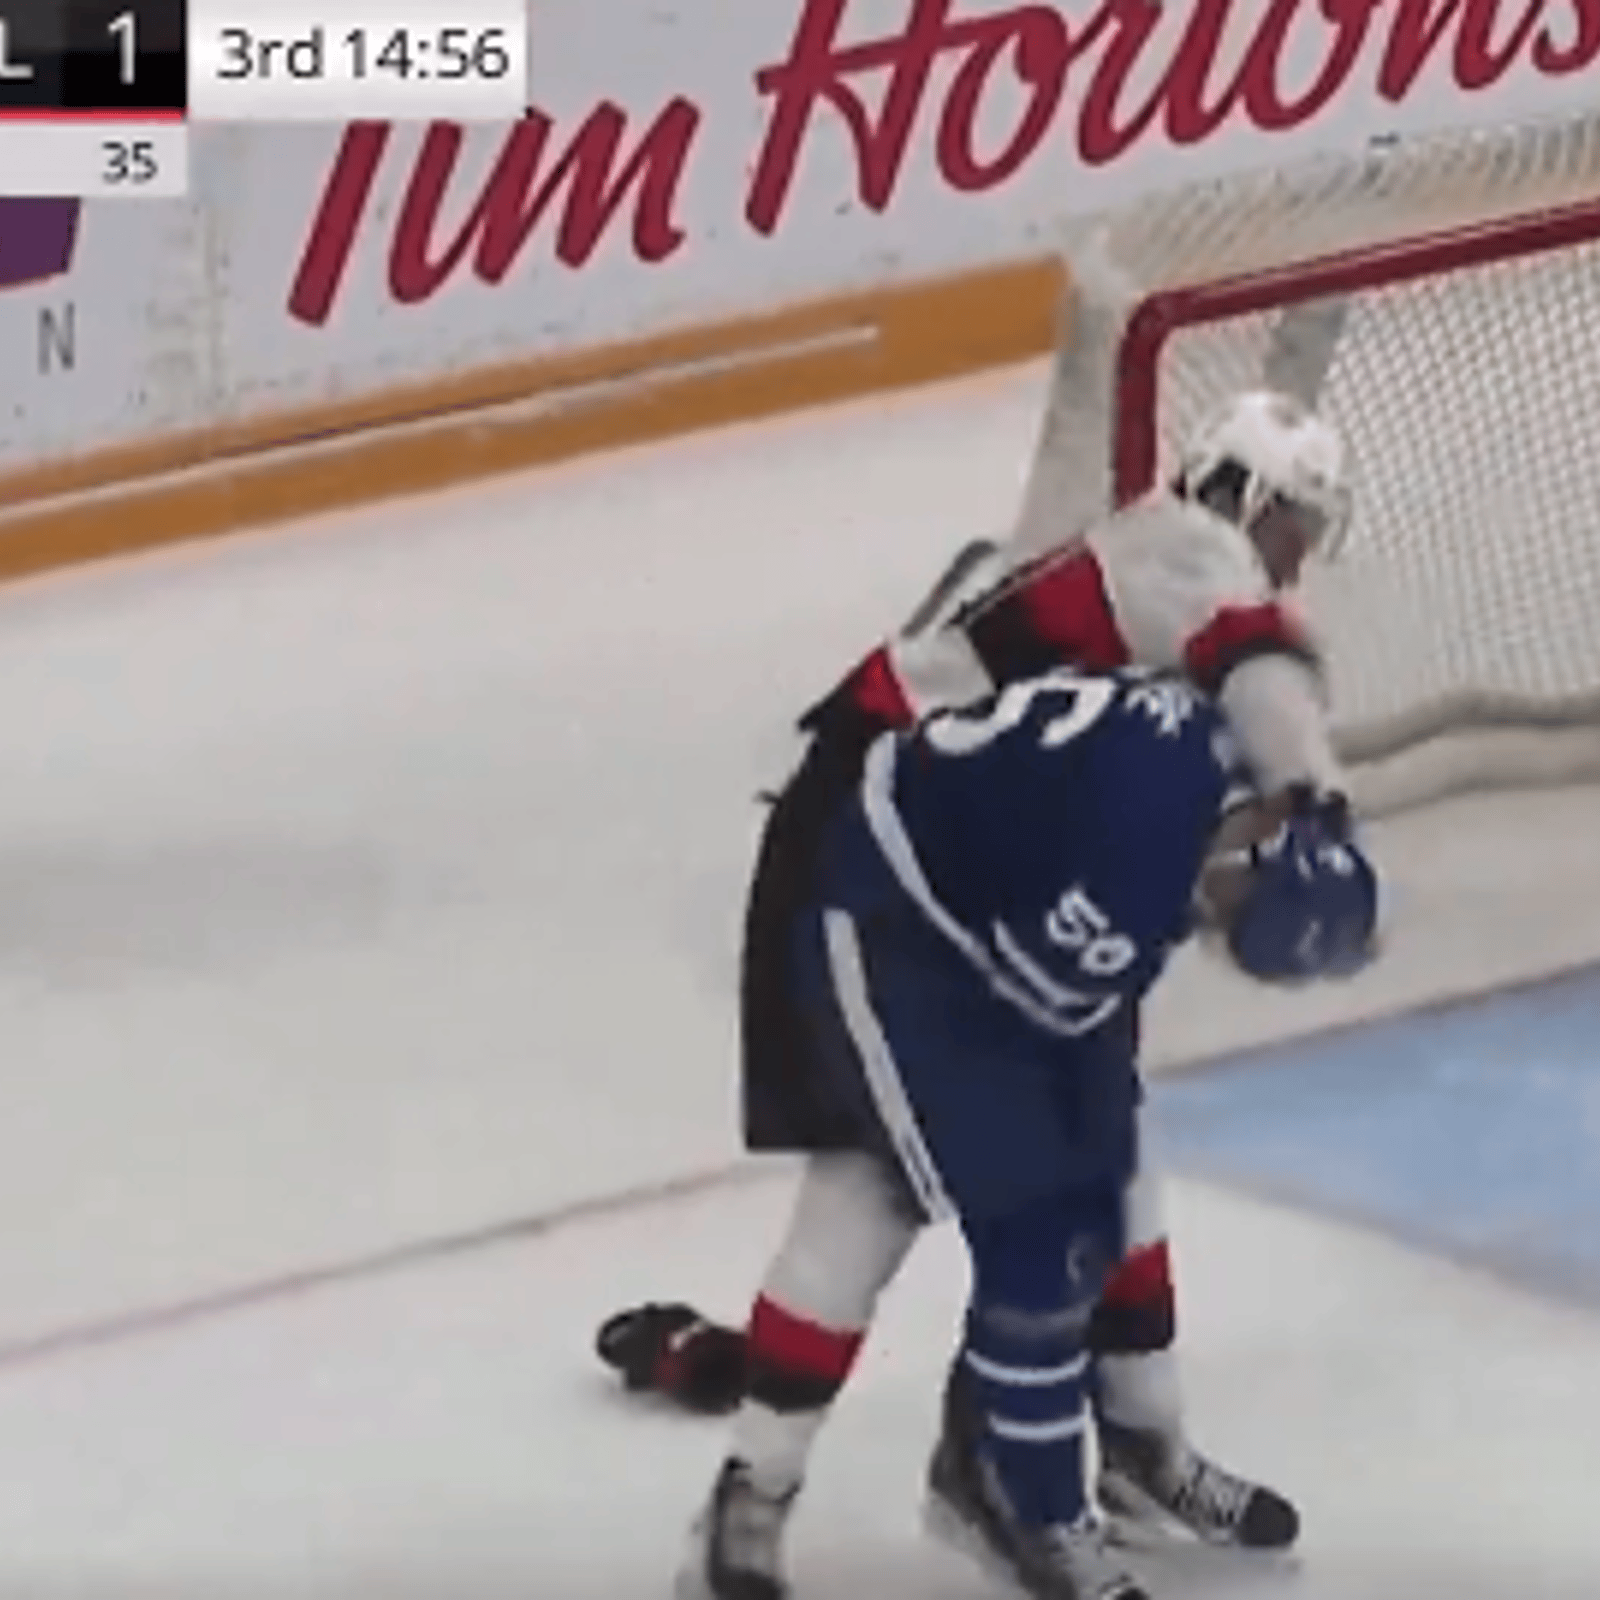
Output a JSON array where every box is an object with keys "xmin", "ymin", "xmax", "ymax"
[
  {"xmin": 963, "ymin": 1310, "xmax": 1092, "ymax": 1527},
  {"xmin": 961, "ymin": 1188, "xmax": 1119, "ymax": 1529}
]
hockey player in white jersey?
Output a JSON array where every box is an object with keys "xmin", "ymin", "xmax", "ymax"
[{"xmin": 596, "ymin": 390, "xmax": 1358, "ymax": 1590}]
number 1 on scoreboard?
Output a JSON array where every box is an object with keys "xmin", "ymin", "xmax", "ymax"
[
  {"xmin": 56, "ymin": 0, "xmax": 189, "ymax": 116},
  {"xmin": 109, "ymin": 9, "xmax": 137, "ymax": 85}
]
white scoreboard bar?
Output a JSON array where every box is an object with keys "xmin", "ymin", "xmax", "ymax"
[{"xmin": 0, "ymin": 114, "xmax": 189, "ymax": 198}]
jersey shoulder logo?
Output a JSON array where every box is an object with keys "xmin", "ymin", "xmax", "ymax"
[{"xmin": 1124, "ymin": 676, "xmax": 1202, "ymax": 737}]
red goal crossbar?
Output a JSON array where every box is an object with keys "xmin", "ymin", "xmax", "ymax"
[{"xmin": 1112, "ymin": 196, "xmax": 1600, "ymax": 504}]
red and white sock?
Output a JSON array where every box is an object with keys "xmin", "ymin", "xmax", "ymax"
[{"xmin": 729, "ymin": 1152, "xmax": 916, "ymax": 1493}]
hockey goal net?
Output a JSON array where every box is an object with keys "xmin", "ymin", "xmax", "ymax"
[{"xmin": 1014, "ymin": 112, "xmax": 1600, "ymax": 815}]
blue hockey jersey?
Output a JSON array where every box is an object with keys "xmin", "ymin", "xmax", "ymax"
[{"xmin": 852, "ymin": 668, "xmax": 1240, "ymax": 1040}]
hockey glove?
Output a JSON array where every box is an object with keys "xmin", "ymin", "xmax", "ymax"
[{"xmin": 594, "ymin": 1302, "xmax": 748, "ymax": 1415}]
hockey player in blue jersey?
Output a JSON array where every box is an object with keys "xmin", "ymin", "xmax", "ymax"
[
  {"xmin": 599, "ymin": 393, "xmax": 1356, "ymax": 1554},
  {"xmin": 677, "ymin": 665, "xmax": 1378, "ymax": 1600}
]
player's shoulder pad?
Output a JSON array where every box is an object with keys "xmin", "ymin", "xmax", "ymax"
[{"xmin": 1091, "ymin": 496, "xmax": 1263, "ymax": 585}]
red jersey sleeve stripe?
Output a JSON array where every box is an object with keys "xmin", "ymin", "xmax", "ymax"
[
  {"xmin": 968, "ymin": 550, "xmax": 1132, "ymax": 681},
  {"xmin": 846, "ymin": 645, "xmax": 916, "ymax": 727},
  {"xmin": 1183, "ymin": 605, "xmax": 1318, "ymax": 694}
]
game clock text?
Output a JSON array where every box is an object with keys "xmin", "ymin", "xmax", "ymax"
[
  {"xmin": 215, "ymin": 24, "xmax": 515, "ymax": 86},
  {"xmin": 189, "ymin": 1, "xmax": 528, "ymax": 120}
]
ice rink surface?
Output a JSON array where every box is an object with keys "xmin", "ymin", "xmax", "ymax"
[
  {"xmin": 3, "ymin": 1173, "xmax": 1600, "ymax": 1600},
  {"xmin": 0, "ymin": 361, "xmax": 1594, "ymax": 1594}
]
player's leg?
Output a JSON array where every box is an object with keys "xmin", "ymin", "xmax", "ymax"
[
  {"xmin": 598, "ymin": 725, "xmax": 904, "ymax": 1425},
  {"xmin": 728, "ymin": 1150, "xmax": 916, "ymax": 1480},
  {"xmin": 680, "ymin": 894, "xmax": 1145, "ymax": 1600},
  {"xmin": 727, "ymin": 717, "xmax": 929, "ymax": 1482},
  {"xmin": 678, "ymin": 763, "xmax": 923, "ymax": 1600},
  {"xmin": 818, "ymin": 906, "xmax": 1147, "ymax": 1600},
  {"xmin": 1091, "ymin": 1133, "xmax": 1299, "ymax": 1551},
  {"xmin": 673, "ymin": 1151, "xmax": 916, "ymax": 1600},
  {"xmin": 739, "ymin": 731, "xmax": 866, "ymax": 1155},
  {"xmin": 1088, "ymin": 1138, "xmax": 1180, "ymax": 1437},
  {"xmin": 929, "ymin": 1186, "xmax": 1147, "ymax": 1600},
  {"xmin": 601, "ymin": 1155, "xmax": 1293, "ymax": 1556}
]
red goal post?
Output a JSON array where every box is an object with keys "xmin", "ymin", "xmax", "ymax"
[{"xmin": 1013, "ymin": 113, "xmax": 1600, "ymax": 815}]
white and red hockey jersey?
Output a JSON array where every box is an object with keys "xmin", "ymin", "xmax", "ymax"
[{"xmin": 824, "ymin": 492, "xmax": 1345, "ymax": 796}]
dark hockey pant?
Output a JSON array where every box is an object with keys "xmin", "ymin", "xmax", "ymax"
[{"xmin": 739, "ymin": 729, "xmax": 870, "ymax": 1152}]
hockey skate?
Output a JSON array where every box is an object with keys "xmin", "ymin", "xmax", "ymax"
[
  {"xmin": 924, "ymin": 1425, "xmax": 1148, "ymax": 1600},
  {"xmin": 922, "ymin": 1364, "xmax": 1148, "ymax": 1600},
  {"xmin": 1096, "ymin": 1420, "xmax": 1299, "ymax": 1553},
  {"xmin": 675, "ymin": 1457, "xmax": 799, "ymax": 1600}
]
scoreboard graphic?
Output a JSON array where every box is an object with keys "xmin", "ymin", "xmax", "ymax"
[
  {"xmin": 0, "ymin": 1, "xmax": 187, "ymax": 195},
  {"xmin": 0, "ymin": 1, "xmax": 528, "ymax": 196}
]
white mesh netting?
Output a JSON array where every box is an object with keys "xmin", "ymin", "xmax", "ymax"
[{"xmin": 1013, "ymin": 112, "xmax": 1600, "ymax": 812}]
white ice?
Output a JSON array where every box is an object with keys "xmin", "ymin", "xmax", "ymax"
[
  {"xmin": 1, "ymin": 1172, "xmax": 1598, "ymax": 1599},
  {"xmin": 0, "ymin": 361, "xmax": 1592, "ymax": 1594}
]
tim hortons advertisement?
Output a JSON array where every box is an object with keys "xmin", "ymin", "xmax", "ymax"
[
  {"xmin": 9, "ymin": 0, "xmax": 1600, "ymax": 465},
  {"xmin": 224, "ymin": 0, "xmax": 1599, "ymax": 407}
]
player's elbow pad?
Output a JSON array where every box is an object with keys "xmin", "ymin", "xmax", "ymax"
[{"xmin": 1218, "ymin": 652, "xmax": 1345, "ymax": 795}]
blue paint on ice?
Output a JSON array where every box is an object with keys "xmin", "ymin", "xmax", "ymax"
[{"xmin": 1148, "ymin": 966, "xmax": 1600, "ymax": 1299}]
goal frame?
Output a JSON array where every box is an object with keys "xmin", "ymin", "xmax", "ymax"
[
  {"xmin": 1032, "ymin": 179, "xmax": 1600, "ymax": 814},
  {"xmin": 1109, "ymin": 195, "xmax": 1600, "ymax": 507}
]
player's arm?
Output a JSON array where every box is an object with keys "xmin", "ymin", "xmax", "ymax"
[
  {"xmin": 813, "ymin": 537, "xmax": 1119, "ymax": 743},
  {"xmin": 1213, "ymin": 653, "xmax": 1343, "ymax": 793},
  {"xmin": 800, "ymin": 594, "xmax": 1002, "ymax": 741},
  {"xmin": 1095, "ymin": 507, "xmax": 1346, "ymax": 794}
]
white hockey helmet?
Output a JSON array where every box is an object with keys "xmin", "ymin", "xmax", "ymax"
[{"xmin": 1177, "ymin": 390, "xmax": 1352, "ymax": 566}]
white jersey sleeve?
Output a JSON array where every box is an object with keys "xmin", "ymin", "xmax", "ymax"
[
  {"xmin": 1218, "ymin": 653, "xmax": 1346, "ymax": 793},
  {"xmin": 1085, "ymin": 497, "xmax": 1270, "ymax": 670},
  {"xmin": 1087, "ymin": 495, "xmax": 1348, "ymax": 795}
]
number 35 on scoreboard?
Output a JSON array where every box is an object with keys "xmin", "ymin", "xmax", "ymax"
[{"xmin": 0, "ymin": 0, "xmax": 188, "ymax": 197}]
